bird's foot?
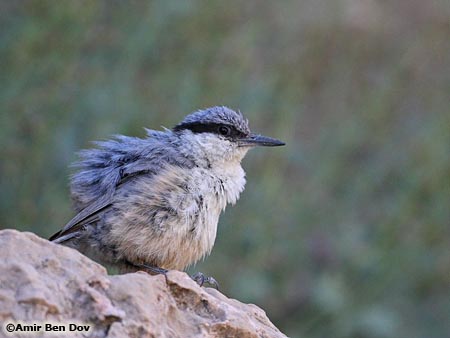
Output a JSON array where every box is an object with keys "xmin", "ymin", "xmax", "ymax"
[{"xmin": 191, "ymin": 272, "xmax": 219, "ymax": 290}]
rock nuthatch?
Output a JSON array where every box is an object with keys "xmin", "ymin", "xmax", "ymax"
[{"xmin": 50, "ymin": 106, "xmax": 285, "ymax": 286}]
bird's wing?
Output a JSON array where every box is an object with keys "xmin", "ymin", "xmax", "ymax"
[
  {"xmin": 49, "ymin": 165, "xmax": 156, "ymax": 243},
  {"xmin": 49, "ymin": 193, "xmax": 113, "ymax": 242}
]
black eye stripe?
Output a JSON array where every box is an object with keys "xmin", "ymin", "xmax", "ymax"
[{"xmin": 173, "ymin": 122, "xmax": 246, "ymax": 138}]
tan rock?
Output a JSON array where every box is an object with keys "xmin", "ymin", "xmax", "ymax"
[{"xmin": 0, "ymin": 230, "xmax": 286, "ymax": 338}]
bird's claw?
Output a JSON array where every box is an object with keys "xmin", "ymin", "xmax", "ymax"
[{"xmin": 191, "ymin": 272, "xmax": 219, "ymax": 290}]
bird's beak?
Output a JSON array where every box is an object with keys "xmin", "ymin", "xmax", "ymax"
[{"xmin": 238, "ymin": 133, "xmax": 286, "ymax": 147}]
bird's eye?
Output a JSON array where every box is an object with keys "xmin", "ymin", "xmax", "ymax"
[{"xmin": 218, "ymin": 125, "xmax": 231, "ymax": 136}]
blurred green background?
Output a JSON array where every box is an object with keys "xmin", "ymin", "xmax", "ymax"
[{"xmin": 1, "ymin": 1, "xmax": 449, "ymax": 337}]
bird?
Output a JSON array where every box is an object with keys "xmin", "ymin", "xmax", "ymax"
[{"xmin": 50, "ymin": 106, "xmax": 285, "ymax": 286}]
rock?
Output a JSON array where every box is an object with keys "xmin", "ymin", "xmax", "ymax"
[{"xmin": 0, "ymin": 230, "xmax": 286, "ymax": 338}]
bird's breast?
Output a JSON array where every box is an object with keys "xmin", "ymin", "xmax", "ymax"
[
  {"xmin": 185, "ymin": 162, "xmax": 247, "ymax": 247},
  {"xmin": 109, "ymin": 163, "xmax": 246, "ymax": 270}
]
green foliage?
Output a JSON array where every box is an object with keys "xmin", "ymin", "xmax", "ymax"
[{"xmin": 1, "ymin": 1, "xmax": 449, "ymax": 337}]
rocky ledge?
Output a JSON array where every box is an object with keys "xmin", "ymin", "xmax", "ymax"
[{"xmin": 0, "ymin": 230, "xmax": 286, "ymax": 338}]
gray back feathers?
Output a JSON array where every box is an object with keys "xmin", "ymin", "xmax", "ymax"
[{"xmin": 70, "ymin": 106, "xmax": 246, "ymax": 212}]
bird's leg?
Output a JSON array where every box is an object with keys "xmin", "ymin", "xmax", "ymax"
[
  {"xmin": 127, "ymin": 262, "xmax": 168, "ymax": 276},
  {"xmin": 124, "ymin": 261, "xmax": 218, "ymax": 289},
  {"xmin": 191, "ymin": 272, "xmax": 219, "ymax": 290},
  {"xmin": 136, "ymin": 263, "xmax": 168, "ymax": 275}
]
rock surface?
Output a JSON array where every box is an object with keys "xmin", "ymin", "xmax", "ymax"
[{"xmin": 0, "ymin": 230, "xmax": 286, "ymax": 338}]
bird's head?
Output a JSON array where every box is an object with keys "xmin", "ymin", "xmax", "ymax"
[{"xmin": 173, "ymin": 106, "xmax": 285, "ymax": 165}]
